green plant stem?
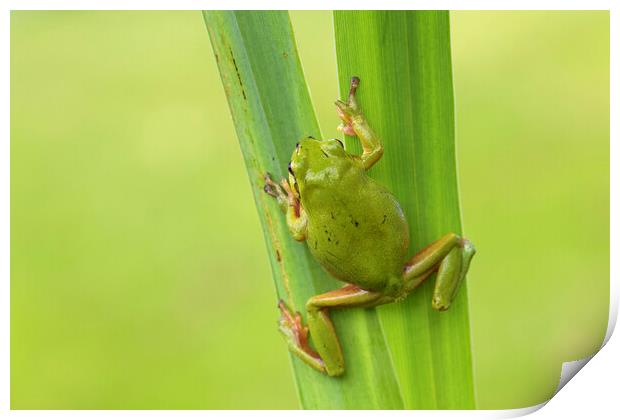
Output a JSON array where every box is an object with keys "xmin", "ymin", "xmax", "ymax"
[
  {"xmin": 334, "ymin": 10, "xmax": 476, "ymax": 409},
  {"xmin": 204, "ymin": 10, "xmax": 403, "ymax": 409}
]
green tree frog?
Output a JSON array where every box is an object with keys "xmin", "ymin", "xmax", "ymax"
[{"xmin": 263, "ymin": 77, "xmax": 476, "ymax": 377}]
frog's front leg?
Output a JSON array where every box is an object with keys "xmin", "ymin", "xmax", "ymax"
[
  {"xmin": 264, "ymin": 172, "xmax": 307, "ymax": 241},
  {"xmin": 278, "ymin": 284, "xmax": 391, "ymax": 377},
  {"xmin": 402, "ymin": 233, "xmax": 476, "ymax": 311},
  {"xmin": 335, "ymin": 77, "xmax": 384, "ymax": 170}
]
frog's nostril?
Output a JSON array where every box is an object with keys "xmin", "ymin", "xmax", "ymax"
[{"xmin": 295, "ymin": 142, "xmax": 300, "ymax": 149}]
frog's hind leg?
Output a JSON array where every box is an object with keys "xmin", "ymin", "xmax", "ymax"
[
  {"xmin": 277, "ymin": 300, "xmax": 326, "ymax": 374},
  {"xmin": 279, "ymin": 285, "xmax": 388, "ymax": 377},
  {"xmin": 402, "ymin": 233, "xmax": 476, "ymax": 311},
  {"xmin": 304, "ymin": 284, "xmax": 391, "ymax": 376}
]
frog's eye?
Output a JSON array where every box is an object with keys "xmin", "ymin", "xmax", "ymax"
[{"xmin": 335, "ymin": 139, "xmax": 344, "ymax": 148}]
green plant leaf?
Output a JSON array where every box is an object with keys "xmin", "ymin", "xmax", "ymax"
[
  {"xmin": 203, "ymin": 10, "xmax": 404, "ymax": 409},
  {"xmin": 334, "ymin": 10, "xmax": 475, "ymax": 409}
]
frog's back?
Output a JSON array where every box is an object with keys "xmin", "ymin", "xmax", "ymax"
[{"xmin": 304, "ymin": 173, "xmax": 409, "ymax": 292}]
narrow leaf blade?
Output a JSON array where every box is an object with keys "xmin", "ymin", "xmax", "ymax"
[
  {"xmin": 334, "ymin": 10, "xmax": 476, "ymax": 409},
  {"xmin": 204, "ymin": 10, "xmax": 403, "ymax": 409}
]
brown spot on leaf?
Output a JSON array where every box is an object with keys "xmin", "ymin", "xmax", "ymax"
[{"xmin": 229, "ymin": 47, "xmax": 246, "ymax": 100}]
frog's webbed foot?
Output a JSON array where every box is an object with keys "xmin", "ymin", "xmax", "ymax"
[
  {"xmin": 263, "ymin": 172, "xmax": 291, "ymax": 213},
  {"xmin": 277, "ymin": 300, "xmax": 326, "ymax": 374},
  {"xmin": 264, "ymin": 172, "xmax": 297, "ymax": 204},
  {"xmin": 263, "ymin": 172, "xmax": 284, "ymax": 198}
]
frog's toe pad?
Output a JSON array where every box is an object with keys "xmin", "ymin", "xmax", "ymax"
[
  {"xmin": 277, "ymin": 300, "xmax": 301, "ymax": 343},
  {"xmin": 263, "ymin": 183, "xmax": 278, "ymax": 197}
]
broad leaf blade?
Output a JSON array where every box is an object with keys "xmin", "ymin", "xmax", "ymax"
[
  {"xmin": 204, "ymin": 10, "xmax": 403, "ymax": 409},
  {"xmin": 334, "ymin": 10, "xmax": 476, "ymax": 409}
]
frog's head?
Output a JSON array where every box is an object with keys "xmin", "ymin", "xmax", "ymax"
[{"xmin": 288, "ymin": 136, "xmax": 348, "ymax": 196}]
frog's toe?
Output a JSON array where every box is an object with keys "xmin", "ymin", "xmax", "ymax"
[
  {"xmin": 263, "ymin": 173, "xmax": 283, "ymax": 197},
  {"xmin": 263, "ymin": 184, "xmax": 277, "ymax": 197},
  {"xmin": 264, "ymin": 172, "xmax": 277, "ymax": 184},
  {"xmin": 335, "ymin": 99, "xmax": 348, "ymax": 109},
  {"xmin": 335, "ymin": 99, "xmax": 353, "ymax": 116},
  {"xmin": 278, "ymin": 316, "xmax": 297, "ymax": 344},
  {"xmin": 277, "ymin": 300, "xmax": 305, "ymax": 347},
  {"xmin": 337, "ymin": 122, "xmax": 356, "ymax": 137}
]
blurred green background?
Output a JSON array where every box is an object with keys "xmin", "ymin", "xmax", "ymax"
[{"xmin": 11, "ymin": 11, "xmax": 609, "ymax": 409}]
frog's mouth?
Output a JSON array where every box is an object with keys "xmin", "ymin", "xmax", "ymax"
[
  {"xmin": 288, "ymin": 161, "xmax": 301, "ymax": 197},
  {"xmin": 288, "ymin": 161, "xmax": 296, "ymax": 180}
]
